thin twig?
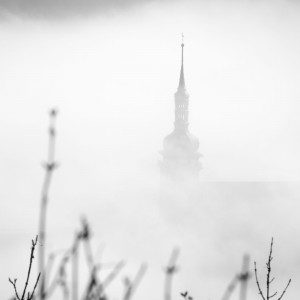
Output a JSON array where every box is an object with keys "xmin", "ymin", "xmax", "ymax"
[
  {"xmin": 254, "ymin": 238, "xmax": 291, "ymax": 300},
  {"xmin": 30, "ymin": 273, "xmax": 41, "ymax": 300},
  {"xmin": 22, "ymin": 237, "xmax": 38, "ymax": 299},
  {"xmin": 254, "ymin": 262, "xmax": 266, "ymax": 300},
  {"xmin": 9, "ymin": 237, "xmax": 41, "ymax": 300},
  {"xmin": 9, "ymin": 278, "xmax": 20, "ymax": 300},
  {"xmin": 266, "ymin": 238, "xmax": 274, "ymax": 300},
  {"xmin": 269, "ymin": 292, "xmax": 277, "ymax": 298},
  {"xmin": 277, "ymin": 279, "xmax": 291, "ymax": 300}
]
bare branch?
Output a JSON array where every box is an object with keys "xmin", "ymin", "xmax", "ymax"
[
  {"xmin": 21, "ymin": 236, "xmax": 38, "ymax": 300},
  {"xmin": 254, "ymin": 239, "xmax": 291, "ymax": 300},
  {"xmin": 9, "ymin": 278, "xmax": 21, "ymax": 300},
  {"xmin": 29, "ymin": 273, "xmax": 41, "ymax": 300},
  {"xmin": 266, "ymin": 238, "xmax": 274, "ymax": 300},
  {"xmin": 9, "ymin": 237, "xmax": 40, "ymax": 300},
  {"xmin": 269, "ymin": 292, "xmax": 277, "ymax": 298},
  {"xmin": 254, "ymin": 262, "xmax": 266, "ymax": 300},
  {"xmin": 277, "ymin": 279, "xmax": 291, "ymax": 300}
]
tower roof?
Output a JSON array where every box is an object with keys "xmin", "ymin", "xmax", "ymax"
[{"xmin": 178, "ymin": 34, "xmax": 186, "ymax": 90}]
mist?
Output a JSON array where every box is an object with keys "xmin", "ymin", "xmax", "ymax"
[
  {"xmin": 1, "ymin": 1, "xmax": 300, "ymax": 300},
  {"xmin": 0, "ymin": 0, "xmax": 167, "ymax": 20}
]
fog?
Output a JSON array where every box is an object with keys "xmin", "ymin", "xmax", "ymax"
[
  {"xmin": 1, "ymin": 1, "xmax": 300, "ymax": 300},
  {"xmin": 0, "ymin": 0, "xmax": 166, "ymax": 20}
]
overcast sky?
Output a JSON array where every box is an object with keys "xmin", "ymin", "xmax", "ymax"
[
  {"xmin": 1, "ymin": 0, "xmax": 300, "ymax": 299},
  {"xmin": 0, "ymin": 0, "xmax": 163, "ymax": 20}
]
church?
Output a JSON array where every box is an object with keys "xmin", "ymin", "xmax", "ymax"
[{"xmin": 160, "ymin": 39, "xmax": 201, "ymax": 182}]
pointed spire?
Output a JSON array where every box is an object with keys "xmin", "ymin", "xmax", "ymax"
[{"xmin": 178, "ymin": 33, "xmax": 186, "ymax": 90}]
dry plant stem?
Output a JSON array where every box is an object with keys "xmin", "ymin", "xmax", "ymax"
[
  {"xmin": 94, "ymin": 261, "xmax": 126, "ymax": 298},
  {"xmin": 254, "ymin": 262, "xmax": 266, "ymax": 300},
  {"xmin": 164, "ymin": 248, "xmax": 179, "ymax": 300},
  {"xmin": 63, "ymin": 286, "xmax": 69, "ymax": 300},
  {"xmin": 9, "ymin": 236, "xmax": 41, "ymax": 300},
  {"xmin": 47, "ymin": 222, "xmax": 89, "ymax": 300},
  {"xmin": 222, "ymin": 255, "xmax": 251, "ymax": 300},
  {"xmin": 81, "ymin": 245, "xmax": 99, "ymax": 299},
  {"xmin": 266, "ymin": 238, "xmax": 274, "ymax": 300},
  {"xmin": 80, "ymin": 217, "xmax": 95, "ymax": 273},
  {"xmin": 46, "ymin": 254, "xmax": 70, "ymax": 298},
  {"xmin": 44, "ymin": 255, "xmax": 55, "ymax": 289},
  {"xmin": 31, "ymin": 273, "xmax": 41, "ymax": 300},
  {"xmin": 9, "ymin": 278, "xmax": 20, "ymax": 300},
  {"xmin": 38, "ymin": 109, "xmax": 58, "ymax": 300},
  {"xmin": 82, "ymin": 267, "xmax": 98, "ymax": 299},
  {"xmin": 254, "ymin": 238, "xmax": 291, "ymax": 300},
  {"xmin": 59, "ymin": 263, "xmax": 69, "ymax": 300},
  {"xmin": 83, "ymin": 237, "xmax": 95, "ymax": 273},
  {"xmin": 22, "ymin": 237, "xmax": 39, "ymax": 299},
  {"xmin": 82, "ymin": 261, "xmax": 120, "ymax": 298},
  {"xmin": 277, "ymin": 279, "xmax": 291, "ymax": 300},
  {"xmin": 221, "ymin": 276, "xmax": 239, "ymax": 300},
  {"xmin": 102, "ymin": 261, "xmax": 126, "ymax": 289},
  {"xmin": 123, "ymin": 263, "xmax": 147, "ymax": 300},
  {"xmin": 42, "ymin": 252, "xmax": 62, "ymax": 296},
  {"xmin": 72, "ymin": 236, "xmax": 80, "ymax": 300},
  {"xmin": 129, "ymin": 263, "xmax": 147, "ymax": 297},
  {"xmin": 239, "ymin": 254, "xmax": 250, "ymax": 300}
]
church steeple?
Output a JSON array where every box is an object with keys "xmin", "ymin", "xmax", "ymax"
[
  {"xmin": 178, "ymin": 33, "xmax": 186, "ymax": 90},
  {"xmin": 174, "ymin": 34, "xmax": 189, "ymax": 134},
  {"xmin": 160, "ymin": 36, "xmax": 201, "ymax": 181}
]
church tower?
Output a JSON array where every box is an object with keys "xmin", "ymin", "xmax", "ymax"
[{"xmin": 160, "ymin": 37, "xmax": 201, "ymax": 181}]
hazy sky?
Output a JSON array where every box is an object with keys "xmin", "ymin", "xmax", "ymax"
[
  {"xmin": 1, "ymin": 0, "xmax": 300, "ymax": 299},
  {"xmin": 0, "ymin": 0, "xmax": 162, "ymax": 19},
  {"xmin": 1, "ymin": 0, "xmax": 300, "ymax": 181}
]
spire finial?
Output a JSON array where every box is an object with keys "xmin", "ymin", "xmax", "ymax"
[
  {"xmin": 181, "ymin": 33, "xmax": 184, "ymax": 65},
  {"xmin": 178, "ymin": 33, "xmax": 186, "ymax": 89}
]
